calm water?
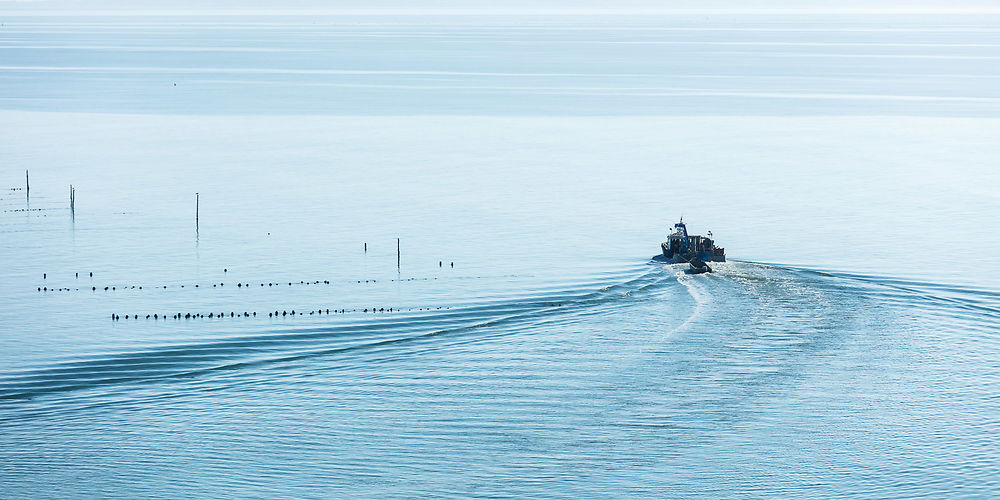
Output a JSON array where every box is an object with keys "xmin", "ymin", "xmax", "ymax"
[{"xmin": 1, "ymin": 13, "xmax": 999, "ymax": 498}]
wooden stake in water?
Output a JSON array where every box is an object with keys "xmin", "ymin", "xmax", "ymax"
[
  {"xmin": 195, "ymin": 192, "xmax": 200, "ymax": 233},
  {"xmin": 69, "ymin": 184, "xmax": 75, "ymax": 218},
  {"xmin": 25, "ymin": 170, "xmax": 29, "ymax": 195},
  {"xmin": 397, "ymin": 238, "xmax": 400, "ymax": 270}
]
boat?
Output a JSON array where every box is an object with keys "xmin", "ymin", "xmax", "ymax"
[
  {"xmin": 686, "ymin": 257, "xmax": 712, "ymax": 274},
  {"xmin": 656, "ymin": 218, "xmax": 726, "ymax": 264}
]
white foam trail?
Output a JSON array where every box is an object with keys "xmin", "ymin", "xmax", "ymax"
[
  {"xmin": 669, "ymin": 271, "xmax": 714, "ymax": 338},
  {"xmin": 638, "ymin": 265, "xmax": 713, "ymax": 352}
]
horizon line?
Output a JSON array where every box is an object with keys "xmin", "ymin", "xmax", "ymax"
[{"xmin": 4, "ymin": 8, "xmax": 1000, "ymax": 17}]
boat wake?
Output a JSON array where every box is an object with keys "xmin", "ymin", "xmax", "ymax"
[
  {"xmin": 0, "ymin": 265, "xmax": 676, "ymax": 414},
  {"xmin": 2, "ymin": 259, "xmax": 997, "ymax": 423}
]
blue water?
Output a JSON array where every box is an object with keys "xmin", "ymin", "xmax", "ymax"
[{"xmin": 2, "ymin": 13, "xmax": 1000, "ymax": 498}]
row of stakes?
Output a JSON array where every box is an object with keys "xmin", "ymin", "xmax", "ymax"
[
  {"xmin": 47, "ymin": 280, "xmax": 349, "ymax": 292},
  {"xmin": 39, "ymin": 263, "xmax": 452, "ymax": 281},
  {"xmin": 37, "ymin": 266, "xmax": 457, "ymax": 293},
  {"xmin": 38, "ymin": 277, "xmax": 459, "ymax": 292},
  {"xmin": 112, "ymin": 306, "xmax": 455, "ymax": 321}
]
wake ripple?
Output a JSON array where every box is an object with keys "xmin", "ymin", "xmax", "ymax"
[
  {"xmin": 0, "ymin": 266, "xmax": 674, "ymax": 405},
  {"xmin": 4, "ymin": 259, "xmax": 997, "ymax": 423}
]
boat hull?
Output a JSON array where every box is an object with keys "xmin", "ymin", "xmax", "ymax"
[
  {"xmin": 686, "ymin": 264, "xmax": 712, "ymax": 274},
  {"xmin": 660, "ymin": 242, "xmax": 726, "ymax": 263}
]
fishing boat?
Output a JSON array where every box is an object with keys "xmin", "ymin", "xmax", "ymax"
[{"xmin": 656, "ymin": 218, "xmax": 726, "ymax": 264}]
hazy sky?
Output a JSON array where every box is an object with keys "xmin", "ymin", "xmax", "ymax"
[{"xmin": 4, "ymin": 0, "xmax": 1000, "ymax": 14}]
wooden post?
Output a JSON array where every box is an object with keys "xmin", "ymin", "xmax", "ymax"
[
  {"xmin": 69, "ymin": 184, "xmax": 75, "ymax": 217},
  {"xmin": 397, "ymin": 238, "xmax": 400, "ymax": 269},
  {"xmin": 25, "ymin": 170, "xmax": 29, "ymax": 195},
  {"xmin": 195, "ymin": 192, "xmax": 199, "ymax": 232},
  {"xmin": 364, "ymin": 242, "xmax": 367, "ymax": 253}
]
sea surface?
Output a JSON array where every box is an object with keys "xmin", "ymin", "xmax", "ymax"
[{"xmin": 1, "ymin": 13, "xmax": 999, "ymax": 498}]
